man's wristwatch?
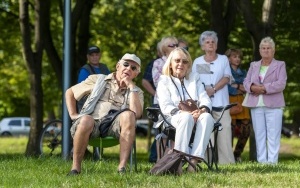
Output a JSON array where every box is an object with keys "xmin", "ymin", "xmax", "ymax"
[{"xmin": 130, "ymin": 86, "xmax": 139, "ymax": 92}]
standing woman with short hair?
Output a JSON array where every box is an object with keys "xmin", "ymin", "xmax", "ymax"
[
  {"xmin": 243, "ymin": 37, "xmax": 287, "ymax": 164},
  {"xmin": 225, "ymin": 48, "xmax": 251, "ymax": 162},
  {"xmin": 192, "ymin": 31, "xmax": 235, "ymax": 164}
]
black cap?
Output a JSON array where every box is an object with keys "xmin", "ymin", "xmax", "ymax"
[{"xmin": 87, "ymin": 46, "xmax": 100, "ymax": 54}]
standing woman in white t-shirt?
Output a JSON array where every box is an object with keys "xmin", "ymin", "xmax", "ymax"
[{"xmin": 192, "ymin": 31, "xmax": 235, "ymax": 164}]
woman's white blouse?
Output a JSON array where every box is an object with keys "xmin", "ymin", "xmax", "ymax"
[
  {"xmin": 192, "ymin": 54, "xmax": 232, "ymax": 106},
  {"xmin": 156, "ymin": 73, "xmax": 212, "ymax": 116}
]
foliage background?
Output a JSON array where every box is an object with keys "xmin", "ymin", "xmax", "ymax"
[{"xmin": 0, "ymin": 0, "xmax": 299, "ymax": 133}]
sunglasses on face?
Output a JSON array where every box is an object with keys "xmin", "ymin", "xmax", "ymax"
[
  {"xmin": 182, "ymin": 46, "xmax": 189, "ymax": 51},
  {"xmin": 168, "ymin": 44, "xmax": 179, "ymax": 48},
  {"xmin": 123, "ymin": 61, "xmax": 138, "ymax": 71},
  {"xmin": 173, "ymin": 58, "xmax": 189, "ymax": 64}
]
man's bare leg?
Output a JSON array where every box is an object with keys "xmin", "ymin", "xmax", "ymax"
[
  {"xmin": 70, "ymin": 115, "xmax": 94, "ymax": 172},
  {"xmin": 118, "ymin": 111, "xmax": 136, "ymax": 170}
]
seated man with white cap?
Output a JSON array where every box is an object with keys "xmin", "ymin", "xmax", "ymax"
[{"xmin": 65, "ymin": 53, "xmax": 144, "ymax": 175}]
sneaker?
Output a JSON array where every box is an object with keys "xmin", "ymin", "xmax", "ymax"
[
  {"xmin": 117, "ymin": 167, "xmax": 126, "ymax": 174},
  {"xmin": 67, "ymin": 169, "xmax": 80, "ymax": 176}
]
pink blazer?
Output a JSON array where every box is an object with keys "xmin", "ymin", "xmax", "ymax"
[{"xmin": 243, "ymin": 59, "xmax": 287, "ymax": 108}]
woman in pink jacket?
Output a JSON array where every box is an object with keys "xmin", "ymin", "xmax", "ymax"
[{"xmin": 243, "ymin": 37, "xmax": 287, "ymax": 164}]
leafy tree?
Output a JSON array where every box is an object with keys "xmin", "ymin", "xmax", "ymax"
[
  {"xmin": 210, "ymin": 0, "xmax": 238, "ymax": 53},
  {"xmin": 19, "ymin": 0, "xmax": 49, "ymax": 156},
  {"xmin": 1, "ymin": 0, "xmax": 300, "ymax": 156},
  {"xmin": 0, "ymin": 0, "xmax": 30, "ymax": 118}
]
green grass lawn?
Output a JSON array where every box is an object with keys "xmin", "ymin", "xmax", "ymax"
[{"xmin": 0, "ymin": 136, "xmax": 300, "ymax": 187}]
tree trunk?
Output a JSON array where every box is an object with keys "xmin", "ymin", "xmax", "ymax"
[
  {"xmin": 19, "ymin": 0, "xmax": 49, "ymax": 156},
  {"xmin": 18, "ymin": 0, "xmax": 97, "ymax": 156},
  {"xmin": 238, "ymin": 0, "xmax": 276, "ymax": 160},
  {"xmin": 75, "ymin": 0, "xmax": 96, "ymax": 84},
  {"xmin": 210, "ymin": 0, "xmax": 238, "ymax": 54},
  {"xmin": 239, "ymin": 0, "xmax": 275, "ymax": 60},
  {"xmin": 292, "ymin": 109, "xmax": 300, "ymax": 137}
]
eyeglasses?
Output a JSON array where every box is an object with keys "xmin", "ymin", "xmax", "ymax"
[
  {"xmin": 182, "ymin": 46, "xmax": 189, "ymax": 51},
  {"xmin": 122, "ymin": 61, "xmax": 138, "ymax": 71},
  {"xmin": 173, "ymin": 58, "xmax": 189, "ymax": 64},
  {"xmin": 168, "ymin": 44, "xmax": 178, "ymax": 48}
]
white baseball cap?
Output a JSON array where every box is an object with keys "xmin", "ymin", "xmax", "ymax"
[{"xmin": 121, "ymin": 53, "xmax": 141, "ymax": 67}]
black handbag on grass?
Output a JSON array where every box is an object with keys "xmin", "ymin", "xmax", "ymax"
[
  {"xmin": 149, "ymin": 149, "xmax": 200, "ymax": 176},
  {"xmin": 99, "ymin": 108, "xmax": 132, "ymax": 137}
]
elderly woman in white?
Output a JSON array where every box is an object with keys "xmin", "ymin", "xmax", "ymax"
[
  {"xmin": 156, "ymin": 47, "xmax": 214, "ymax": 172},
  {"xmin": 192, "ymin": 31, "xmax": 234, "ymax": 164}
]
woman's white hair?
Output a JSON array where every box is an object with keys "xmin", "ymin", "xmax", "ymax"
[
  {"xmin": 199, "ymin": 31, "xmax": 218, "ymax": 46},
  {"xmin": 260, "ymin": 36, "xmax": 275, "ymax": 50}
]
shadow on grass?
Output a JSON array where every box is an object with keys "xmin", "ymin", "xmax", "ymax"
[
  {"xmin": 91, "ymin": 152, "xmax": 150, "ymax": 163},
  {"xmin": 278, "ymin": 153, "xmax": 300, "ymax": 161},
  {"xmin": 0, "ymin": 153, "xmax": 25, "ymax": 160},
  {"xmin": 0, "ymin": 151, "xmax": 151, "ymax": 163},
  {"xmin": 220, "ymin": 162, "xmax": 300, "ymax": 174}
]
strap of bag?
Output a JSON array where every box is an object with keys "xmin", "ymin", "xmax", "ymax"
[
  {"xmin": 170, "ymin": 77, "xmax": 194, "ymax": 101},
  {"xmin": 173, "ymin": 149, "xmax": 203, "ymax": 161},
  {"xmin": 85, "ymin": 63, "xmax": 109, "ymax": 75},
  {"xmin": 173, "ymin": 149, "xmax": 200, "ymax": 172},
  {"xmin": 170, "ymin": 77, "xmax": 183, "ymax": 101},
  {"xmin": 180, "ymin": 80, "xmax": 194, "ymax": 101},
  {"xmin": 87, "ymin": 64, "xmax": 96, "ymax": 74},
  {"xmin": 98, "ymin": 63, "xmax": 110, "ymax": 74}
]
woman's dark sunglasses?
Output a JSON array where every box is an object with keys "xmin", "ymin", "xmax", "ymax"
[{"xmin": 123, "ymin": 61, "xmax": 138, "ymax": 71}]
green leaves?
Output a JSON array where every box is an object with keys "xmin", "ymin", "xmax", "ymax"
[{"xmin": 0, "ymin": 0, "xmax": 299, "ymax": 123}]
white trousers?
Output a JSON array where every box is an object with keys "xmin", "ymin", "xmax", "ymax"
[
  {"xmin": 251, "ymin": 107, "xmax": 283, "ymax": 164},
  {"xmin": 211, "ymin": 110, "xmax": 235, "ymax": 164},
  {"xmin": 170, "ymin": 112, "xmax": 214, "ymax": 158}
]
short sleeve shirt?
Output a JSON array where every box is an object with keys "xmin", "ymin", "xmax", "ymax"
[{"xmin": 71, "ymin": 73, "xmax": 144, "ymax": 119}]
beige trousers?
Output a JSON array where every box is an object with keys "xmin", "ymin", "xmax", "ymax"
[{"xmin": 211, "ymin": 110, "xmax": 235, "ymax": 164}]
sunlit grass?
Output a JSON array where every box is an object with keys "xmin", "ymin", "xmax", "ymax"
[{"xmin": 0, "ymin": 136, "xmax": 300, "ymax": 187}]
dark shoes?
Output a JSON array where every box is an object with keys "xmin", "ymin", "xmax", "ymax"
[
  {"xmin": 67, "ymin": 169, "xmax": 80, "ymax": 176},
  {"xmin": 118, "ymin": 167, "xmax": 126, "ymax": 174}
]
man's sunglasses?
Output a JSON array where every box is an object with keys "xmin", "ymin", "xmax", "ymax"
[
  {"xmin": 123, "ymin": 61, "xmax": 138, "ymax": 71},
  {"xmin": 168, "ymin": 44, "xmax": 178, "ymax": 48},
  {"xmin": 182, "ymin": 46, "xmax": 189, "ymax": 51}
]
